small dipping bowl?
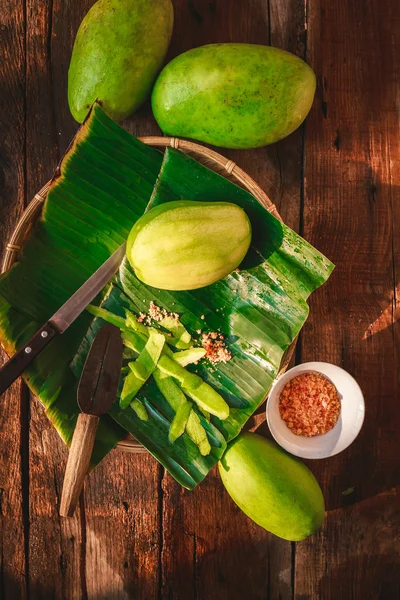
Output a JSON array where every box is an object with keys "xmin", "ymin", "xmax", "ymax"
[{"xmin": 266, "ymin": 362, "xmax": 365, "ymax": 459}]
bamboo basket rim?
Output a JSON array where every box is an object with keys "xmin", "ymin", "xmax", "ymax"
[{"xmin": 1, "ymin": 136, "xmax": 295, "ymax": 453}]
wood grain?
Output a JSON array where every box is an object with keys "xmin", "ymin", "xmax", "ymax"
[
  {"xmin": 296, "ymin": 488, "xmax": 400, "ymax": 599},
  {"xmin": 83, "ymin": 450, "xmax": 161, "ymax": 600},
  {"xmin": 28, "ymin": 408, "xmax": 83, "ymax": 599},
  {"xmin": 24, "ymin": 2, "xmax": 84, "ymax": 597},
  {"xmin": 296, "ymin": 0, "xmax": 400, "ymax": 597},
  {"xmin": 160, "ymin": 468, "xmax": 293, "ymax": 600},
  {"xmin": 0, "ymin": 0, "xmax": 399, "ymax": 597},
  {"xmin": 0, "ymin": 1, "xmax": 27, "ymax": 598}
]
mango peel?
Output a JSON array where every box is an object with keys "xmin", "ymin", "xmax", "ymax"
[
  {"xmin": 152, "ymin": 43, "xmax": 316, "ymax": 149},
  {"xmin": 126, "ymin": 201, "xmax": 252, "ymax": 291},
  {"xmin": 69, "ymin": 0, "xmax": 174, "ymax": 123},
  {"xmin": 218, "ymin": 432, "xmax": 325, "ymax": 541}
]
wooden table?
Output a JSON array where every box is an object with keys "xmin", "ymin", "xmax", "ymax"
[{"xmin": 1, "ymin": 1, "xmax": 399, "ymax": 598}]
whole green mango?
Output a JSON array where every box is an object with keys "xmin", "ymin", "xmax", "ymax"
[
  {"xmin": 152, "ymin": 44, "xmax": 316, "ymax": 149},
  {"xmin": 69, "ymin": 0, "xmax": 174, "ymax": 123},
  {"xmin": 218, "ymin": 433, "xmax": 325, "ymax": 541},
  {"xmin": 126, "ymin": 200, "xmax": 252, "ymax": 290}
]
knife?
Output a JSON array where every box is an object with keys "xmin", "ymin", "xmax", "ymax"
[
  {"xmin": 60, "ymin": 322, "xmax": 123, "ymax": 518},
  {"xmin": 0, "ymin": 243, "xmax": 125, "ymax": 396}
]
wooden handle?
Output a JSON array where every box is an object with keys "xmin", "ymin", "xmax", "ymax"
[
  {"xmin": 60, "ymin": 413, "xmax": 99, "ymax": 517},
  {"xmin": 0, "ymin": 323, "xmax": 57, "ymax": 396}
]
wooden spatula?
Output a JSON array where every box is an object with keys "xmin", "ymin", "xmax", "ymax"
[{"xmin": 60, "ymin": 323, "xmax": 123, "ymax": 517}]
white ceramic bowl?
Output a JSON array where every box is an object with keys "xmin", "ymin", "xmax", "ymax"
[{"xmin": 266, "ymin": 362, "xmax": 365, "ymax": 459}]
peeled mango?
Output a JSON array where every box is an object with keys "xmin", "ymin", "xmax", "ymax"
[
  {"xmin": 218, "ymin": 433, "xmax": 325, "ymax": 541},
  {"xmin": 68, "ymin": 0, "xmax": 174, "ymax": 123},
  {"xmin": 152, "ymin": 43, "xmax": 316, "ymax": 149},
  {"xmin": 126, "ymin": 201, "xmax": 252, "ymax": 291}
]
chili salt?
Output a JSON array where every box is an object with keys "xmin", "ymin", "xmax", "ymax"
[
  {"xmin": 279, "ymin": 372, "xmax": 340, "ymax": 437},
  {"xmin": 201, "ymin": 332, "xmax": 232, "ymax": 365},
  {"xmin": 137, "ymin": 301, "xmax": 179, "ymax": 325}
]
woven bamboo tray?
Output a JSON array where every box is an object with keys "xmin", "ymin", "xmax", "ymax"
[{"xmin": 2, "ymin": 137, "xmax": 295, "ymax": 453}]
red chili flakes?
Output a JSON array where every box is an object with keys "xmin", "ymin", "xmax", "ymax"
[
  {"xmin": 201, "ymin": 332, "xmax": 232, "ymax": 365},
  {"xmin": 279, "ymin": 372, "xmax": 341, "ymax": 437}
]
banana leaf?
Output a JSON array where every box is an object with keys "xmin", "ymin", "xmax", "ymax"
[
  {"xmin": 0, "ymin": 104, "xmax": 163, "ymax": 465},
  {"xmin": 73, "ymin": 148, "xmax": 334, "ymax": 486}
]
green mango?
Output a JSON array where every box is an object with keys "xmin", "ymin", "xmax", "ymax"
[
  {"xmin": 126, "ymin": 200, "xmax": 252, "ymax": 290},
  {"xmin": 69, "ymin": 0, "xmax": 174, "ymax": 123},
  {"xmin": 218, "ymin": 433, "xmax": 325, "ymax": 541},
  {"xmin": 152, "ymin": 43, "xmax": 316, "ymax": 149}
]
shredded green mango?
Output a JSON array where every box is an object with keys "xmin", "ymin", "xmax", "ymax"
[
  {"xmin": 172, "ymin": 347, "xmax": 206, "ymax": 367},
  {"xmin": 157, "ymin": 355, "xmax": 202, "ymax": 389},
  {"xmin": 122, "ymin": 330, "xmax": 146, "ymax": 354},
  {"xmin": 186, "ymin": 412, "xmax": 211, "ymax": 455},
  {"xmin": 125, "ymin": 309, "xmax": 191, "ymax": 349},
  {"xmin": 158, "ymin": 315, "xmax": 191, "ymax": 349},
  {"xmin": 153, "ymin": 370, "xmax": 211, "ymax": 455},
  {"xmin": 120, "ymin": 369, "xmax": 145, "ymax": 408},
  {"xmin": 182, "ymin": 382, "xmax": 229, "ymax": 420},
  {"xmin": 86, "ymin": 305, "xmax": 127, "ymax": 330},
  {"xmin": 156, "ymin": 355, "xmax": 229, "ymax": 420},
  {"xmin": 169, "ymin": 400, "xmax": 193, "ymax": 443},
  {"xmin": 131, "ymin": 399, "xmax": 149, "ymax": 421},
  {"xmin": 108, "ymin": 303, "xmax": 225, "ymax": 438},
  {"xmin": 120, "ymin": 331, "xmax": 165, "ymax": 408},
  {"xmin": 125, "ymin": 310, "xmax": 149, "ymax": 337}
]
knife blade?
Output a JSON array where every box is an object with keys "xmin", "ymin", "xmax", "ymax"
[
  {"xmin": 0, "ymin": 243, "xmax": 126, "ymax": 396},
  {"xmin": 60, "ymin": 323, "xmax": 123, "ymax": 517}
]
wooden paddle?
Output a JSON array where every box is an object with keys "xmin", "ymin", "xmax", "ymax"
[{"xmin": 60, "ymin": 323, "xmax": 123, "ymax": 517}]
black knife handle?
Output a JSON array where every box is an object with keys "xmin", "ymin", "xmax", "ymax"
[{"xmin": 0, "ymin": 323, "xmax": 57, "ymax": 396}]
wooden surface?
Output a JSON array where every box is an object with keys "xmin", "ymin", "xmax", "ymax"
[{"xmin": 0, "ymin": 0, "xmax": 399, "ymax": 598}]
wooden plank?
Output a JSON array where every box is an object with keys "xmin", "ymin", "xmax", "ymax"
[
  {"xmin": 83, "ymin": 450, "xmax": 161, "ymax": 600},
  {"xmin": 297, "ymin": 0, "xmax": 400, "ymax": 596},
  {"xmin": 160, "ymin": 468, "xmax": 293, "ymax": 600},
  {"xmin": 51, "ymin": 0, "xmax": 84, "ymax": 152},
  {"xmin": 159, "ymin": 1, "xmax": 307, "ymax": 598},
  {"xmin": 0, "ymin": 379, "xmax": 27, "ymax": 600},
  {"xmin": 28, "ymin": 408, "xmax": 82, "ymax": 599},
  {"xmin": 24, "ymin": 1, "xmax": 83, "ymax": 598},
  {"xmin": 0, "ymin": 1, "xmax": 27, "ymax": 598},
  {"xmin": 263, "ymin": 0, "xmax": 307, "ymax": 231}
]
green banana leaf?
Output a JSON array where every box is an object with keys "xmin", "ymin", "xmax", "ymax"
[
  {"xmin": 0, "ymin": 104, "xmax": 163, "ymax": 465},
  {"xmin": 0, "ymin": 101, "xmax": 333, "ymax": 481},
  {"xmin": 73, "ymin": 148, "xmax": 334, "ymax": 487}
]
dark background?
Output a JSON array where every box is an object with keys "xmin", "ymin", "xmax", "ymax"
[{"xmin": 0, "ymin": 0, "xmax": 399, "ymax": 598}]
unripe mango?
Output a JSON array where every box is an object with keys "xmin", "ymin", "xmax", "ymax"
[
  {"xmin": 126, "ymin": 201, "xmax": 252, "ymax": 290},
  {"xmin": 152, "ymin": 43, "xmax": 316, "ymax": 149},
  {"xmin": 69, "ymin": 0, "xmax": 174, "ymax": 123},
  {"xmin": 218, "ymin": 433, "xmax": 325, "ymax": 541}
]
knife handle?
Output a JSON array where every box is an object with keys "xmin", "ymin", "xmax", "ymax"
[
  {"xmin": 60, "ymin": 413, "xmax": 99, "ymax": 518},
  {"xmin": 0, "ymin": 323, "xmax": 57, "ymax": 396}
]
